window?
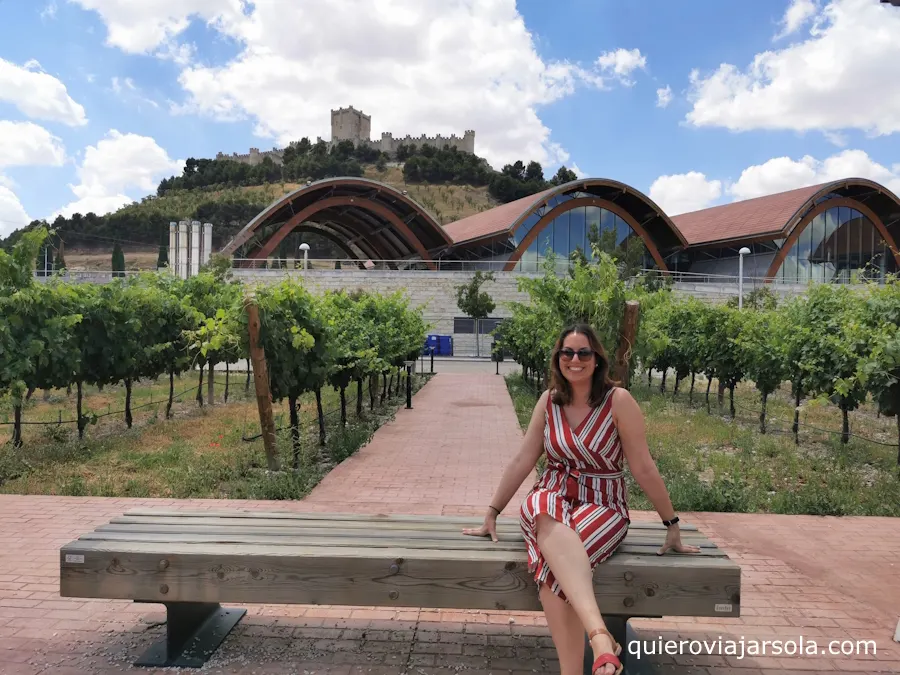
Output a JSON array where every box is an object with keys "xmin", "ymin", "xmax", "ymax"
[
  {"xmin": 453, "ymin": 317, "xmax": 505, "ymax": 334},
  {"xmin": 454, "ymin": 317, "xmax": 475, "ymax": 334},
  {"xmin": 569, "ymin": 207, "xmax": 586, "ymax": 257},
  {"xmin": 774, "ymin": 205, "xmax": 892, "ymax": 284}
]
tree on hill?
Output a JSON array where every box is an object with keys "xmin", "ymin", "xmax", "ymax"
[
  {"xmin": 111, "ymin": 243, "xmax": 126, "ymax": 277},
  {"xmin": 550, "ymin": 166, "xmax": 578, "ymax": 185},
  {"xmin": 53, "ymin": 244, "xmax": 66, "ymax": 273},
  {"xmin": 156, "ymin": 244, "xmax": 168, "ymax": 269}
]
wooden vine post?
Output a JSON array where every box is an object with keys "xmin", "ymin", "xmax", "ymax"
[
  {"xmin": 613, "ymin": 300, "xmax": 640, "ymax": 388},
  {"xmin": 245, "ymin": 295, "xmax": 280, "ymax": 472}
]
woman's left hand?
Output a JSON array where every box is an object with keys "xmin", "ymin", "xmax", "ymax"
[{"xmin": 657, "ymin": 524, "xmax": 701, "ymax": 555}]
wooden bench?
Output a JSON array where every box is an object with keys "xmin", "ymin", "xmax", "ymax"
[{"xmin": 59, "ymin": 510, "xmax": 741, "ymax": 672}]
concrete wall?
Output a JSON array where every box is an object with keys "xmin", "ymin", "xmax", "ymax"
[
  {"xmin": 234, "ymin": 269, "xmax": 534, "ymax": 356},
  {"xmin": 231, "ymin": 269, "xmax": 813, "ymax": 356}
]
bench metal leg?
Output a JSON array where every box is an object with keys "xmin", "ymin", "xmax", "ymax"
[
  {"xmin": 135, "ymin": 602, "xmax": 246, "ymax": 668},
  {"xmin": 583, "ymin": 616, "xmax": 628, "ymax": 675}
]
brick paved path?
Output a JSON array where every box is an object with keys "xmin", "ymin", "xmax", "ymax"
[{"xmin": 0, "ymin": 373, "xmax": 899, "ymax": 674}]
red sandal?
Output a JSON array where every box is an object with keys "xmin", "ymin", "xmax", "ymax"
[{"xmin": 588, "ymin": 627, "xmax": 623, "ymax": 675}]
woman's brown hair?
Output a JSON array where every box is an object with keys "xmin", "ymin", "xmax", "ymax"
[{"xmin": 549, "ymin": 323, "xmax": 617, "ymax": 407}]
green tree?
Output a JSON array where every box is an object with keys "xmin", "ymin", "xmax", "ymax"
[
  {"xmin": 1, "ymin": 227, "xmax": 46, "ymax": 292},
  {"xmin": 111, "ymin": 243, "xmax": 126, "ymax": 277},
  {"xmin": 550, "ymin": 166, "xmax": 578, "ymax": 186},
  {"xmin": 455, "ymin": 271, "xmax": 496, "ymax": 357},
  {"xmin": 0, "ymin": 278, "xmax": 83, "ymax": 445},
  {"xmin": 795, "ymin": 284, "xmax": 871, "ymax": 444},
  {"xmin": 850, "ymin": 279, "xmax": 900, "ymax": 457},
  {"xmin": 736, "ymin": 309, "xmax": 790, "ymax": 433},
  {"xmin": 240, "ymin": 279, "xmax": 329, "ymax": 468},
  {"xmin": 703, "ymin": 305, "xmax": 748, "ymax": 419},
  {"xmin": 54, "ymin": 243, "xmax": 67, "ymax": 273},
  {"xmin": 182, "ymin": 269, "xmax": 244, "ymax": 407},
  {"xmin": 156, "ymin": 244, "xmax": 168, "ymax": 269}
]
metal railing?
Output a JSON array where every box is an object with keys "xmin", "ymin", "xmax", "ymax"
[
  {"xmin": 229, "ymin": 258, "xmax": 517, "ymax": 272},
  {"xmin": 34, "ymin": 261, "xmax": 895, "ymax": 288}
]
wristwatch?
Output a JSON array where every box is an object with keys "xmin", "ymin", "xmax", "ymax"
[{"xmin": 662, "ymin": 516, "xmax": 679, "ymax": 527}]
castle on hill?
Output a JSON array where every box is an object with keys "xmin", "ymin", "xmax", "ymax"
[{"xmin": 215, "ymin": 106, "xmax": 475, "ymax": 166}]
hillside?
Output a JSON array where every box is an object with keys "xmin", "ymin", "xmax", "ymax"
[
  {"xmin": 249, "ymin": 164, "xmax": 500, "ymax": 224},
  {"xmin": 44, "ymin": 168, "xmax": 499, "ymax": 272},
  {"xmin": 4, "ymin": 140, "xmax": 578, "ymax": 271}
]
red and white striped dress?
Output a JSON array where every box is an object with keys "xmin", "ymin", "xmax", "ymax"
[{"xmin": 519, "ymin": 387, "xmax": 630, "ymax": 600}]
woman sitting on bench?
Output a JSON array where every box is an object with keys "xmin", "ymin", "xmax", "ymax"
[{"xmin": 463, "ymin": 323, "xmax": 698, "ymax": 675}]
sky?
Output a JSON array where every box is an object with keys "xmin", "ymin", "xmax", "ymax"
[{"xmin": 1, "ymin": 0, "xmax": 899, "ymax": 238}]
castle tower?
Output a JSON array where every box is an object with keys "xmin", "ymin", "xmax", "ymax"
[
  {"xmin": 331, "ymin": 106, "xmax": 371, "ymax": 142},
  {"xmin": 463, "ymin": 130, "xmax": 475, "ymax": 154}
]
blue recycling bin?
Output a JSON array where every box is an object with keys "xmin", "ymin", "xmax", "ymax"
[
  {"xmin": 438, "ymin": 335, "xmax": 453, "ymax": 356},
  {"xmin": 424, "ymin": 334, "xmax": 440, "ymax": 355}
]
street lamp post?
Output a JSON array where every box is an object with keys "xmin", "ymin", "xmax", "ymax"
[
  {"xmin": 299, "ymin": 242, "xmax": 310, "ymax": 270},
  {"xmin": 404, "ymin": 360, "xmax": 415, "ymax": 409},
  {"xmin": 738, "ymin": 247, "xmax": 751, "ymax": 309}
]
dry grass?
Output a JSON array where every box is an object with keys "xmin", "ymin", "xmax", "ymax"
[
  {"xmin": 220, "ymin": 167, "xmax": 498, "ymax": 225},
  {"xmin": 361, "ymin": 166, "xmax": 497, "ymax": 224},
  {"xmin": 504, "ymin": 372, "xmax": 900, "ymax": 517},
  {"xmin": 1, "ymin": 372, "xmax": 429, "ymax": 500},
  {"xmin": 62, "ymin": 250, "xmax": 161, "ymax": 272}
]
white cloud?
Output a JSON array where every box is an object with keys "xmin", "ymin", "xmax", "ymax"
[
  {"xmin": 649, "ymin": 171, "xmax": 723, "ymax": 215},
  {"xmin": 649, "ymin": 149, "xmax": 900, "ymax": 217},
  {"xmin": 110, "ymin": 76, "xmax": 130, "ymax": 94},
  {"xmin": 656, "ymin": 85, "xmax": 673, "ymax": 108},
  {"xmin": 0, "ymin": 58, "xmax": 87, "ymax": 126},
  {"xmin": 686, "ymin": 0, "xmax": 900, "ymax": 137},
  {"xmin": 0, "ymin": 121, "xmax": 64, "ymax": 236},
  {"xmin": 69, "ymin": 0, "xmax": 242, "ymax": 54},
  {"xmin": 53, "ymin": 130, "xmax": 184, "ymax": 218},
  {"xmin": 571, "ymin": 163, "xmax": 587, "ymax": 179},
  {"xmin": 775, "ymin": 0, "xmax": 818, "ymax": 39},
  {"xmin": 0, "ymin": 186, "xmax": 31, "ymax": 237},
  {"xmin": 0, "ymin": 121, "xmax": 66, "ymax": 168},
  {"xmin": 111, "ymin": 76, "xmax": 160, "ymax": 109},
  {"xmin": 596, "ymin": 48, "xmax": 647, "ymax": 86},
  {"xmin": 728, "ymin": 149, "xmax": 900, "ymax": 200},
  {"xmin": 40, "ymin": 2, "xmax": 58, "ymax": 21},
  {"xmin": 70, "ymin": 0, "xmax": 634, "ymax": 169}
]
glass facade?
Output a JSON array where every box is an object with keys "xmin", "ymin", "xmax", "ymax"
[
  {"xmin": 510, "ymin": 202, "xmax": 656, "ymax": 273},
  {"xmin": 774, "ymin": 206, "xmax": 898, "ymax": 283}
]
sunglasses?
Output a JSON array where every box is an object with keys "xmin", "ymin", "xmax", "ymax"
[{"xmin": 559, "ymin": 348, "xmax": 596, "ymax": 361}]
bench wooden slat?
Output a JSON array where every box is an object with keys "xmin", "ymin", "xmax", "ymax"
[
  {"xmin": 75, "ymin": 532, "xmax": 727, "ymax": 556},
  {"xmin": 95, "ymin": 523, "xmax": 716, "ymax": 546},
  {"xmin": 60, "ymin": 539, "xmax": 740, "ymax": 617},
  {"xmin": 118, "ymin": 510, "xmax": 698, "ymax": 531}
]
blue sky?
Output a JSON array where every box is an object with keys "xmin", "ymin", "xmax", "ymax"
[{"xmin": 1, "ymin": 0, "xmax": 898, "ymax": 238}]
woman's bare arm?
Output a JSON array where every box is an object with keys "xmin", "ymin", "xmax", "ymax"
[
  {"xmin": 612, "ymin": 386, "xmax": 699, "ymax": 554},
  {"xmin": 612, "ymin": 387, "xmax": 676, "ymax": 521}
]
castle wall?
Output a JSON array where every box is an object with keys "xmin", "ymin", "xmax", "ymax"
[
  {"xmin": 372, "ymin": 131, "xmax": 475, "ymax": 155},
  {"xmin": 215, "ymin": 148, "xmax": 284, "ymax": 166},
  {"xmin": 217, "ymin": 106, "xmax": 475, "ymax": 167}
]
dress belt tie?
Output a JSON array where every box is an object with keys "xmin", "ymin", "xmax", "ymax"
[{"xmin": 548, "ymin": 464, "xmax": 624, "ymax": 480}]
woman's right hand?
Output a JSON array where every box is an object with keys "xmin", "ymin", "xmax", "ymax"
[{"xmin": 462, "ymin": 511, "xmax": 498, "ymax": 542}]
